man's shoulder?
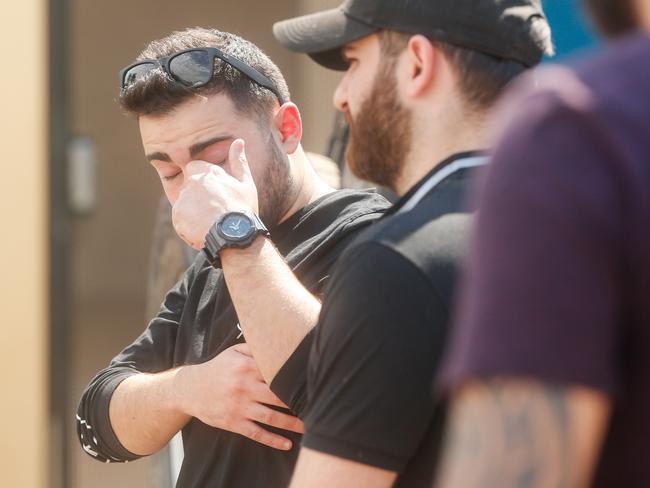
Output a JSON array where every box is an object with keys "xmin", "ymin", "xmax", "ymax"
[
  {"xmin": 355, "ymin": 193, "xmax": 471, "ymax": 260},
  {"xmin": 285, "ymin": 188, "xmax": 390, "ymax": 254},
  {"xmin": 340, "ymin": 195, "xmax": 473, "ymax": 299},
  {"xmin": 576, "ymin": 35, "xmax": 650, "ymax": 97},
  {"xmin": 309, "ymin": 188, "xmax": 390, "ymax": 225}
]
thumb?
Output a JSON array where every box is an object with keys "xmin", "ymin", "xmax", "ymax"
[{"xmin": 228, "ymin": 139, "xmax": 254, "ymax": 183}]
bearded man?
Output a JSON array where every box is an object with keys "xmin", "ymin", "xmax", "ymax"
[{"xmin": 269, "ymin": 1, "xmax": 553, "ymax": 484}]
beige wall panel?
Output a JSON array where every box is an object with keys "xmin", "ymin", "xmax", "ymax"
[{"xmin": 0, "ymin": 1, "xmax": 48, "ymax": 488}]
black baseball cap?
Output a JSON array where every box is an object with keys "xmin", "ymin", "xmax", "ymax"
[{"xmin": 273, "ymin": 0, "xmax": 553, "ymax": 70}]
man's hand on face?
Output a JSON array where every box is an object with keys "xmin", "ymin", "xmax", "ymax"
[
  {"xmin": 172, "ymin": 139, "xmax": 259, "ymax": 250},
  {"xmin": 172, "ymin": 343, "xmax": 304, "ymax": 450}
]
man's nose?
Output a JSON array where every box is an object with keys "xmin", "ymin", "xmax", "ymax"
[{"xmin": 333, "ymin": 76, "xmax": 349, "ymax": 113}]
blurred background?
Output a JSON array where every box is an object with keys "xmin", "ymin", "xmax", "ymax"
[{"xmin": 1, "ymin": 1, "xmax": 599, "ymax": 487}]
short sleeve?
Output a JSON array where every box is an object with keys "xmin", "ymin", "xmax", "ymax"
[
  {"xmin": 303, "ymin": 243, "xmax": 448, "ymax": 472},
  {"xmin": 442, "ymin": 88, "xmax": 625, "ymax": 396},
  {"xmin": 270, "ymin": 328, "xmax": 313, "ymax": 417}
]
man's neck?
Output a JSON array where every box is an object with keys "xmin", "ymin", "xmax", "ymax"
[
  {"xmin": 639, "ymin": 1, "xmax": 650, "ymax": 30},
  {"xmin": 394, "ymin": 113, "xmax": 489, "ymax": 196},
  {"xmin": 278, "ymin": 145, "xmax": 335, "ymax": 224}
]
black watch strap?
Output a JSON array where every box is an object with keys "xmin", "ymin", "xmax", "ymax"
[{"xmin": 202, "ymin": 211, "xmax": 269, "ymax": 268}]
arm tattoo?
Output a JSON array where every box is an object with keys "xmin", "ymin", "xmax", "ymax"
[{"xmin": 436, "ymin": 380, "xmax": 574, "ymax": 488}]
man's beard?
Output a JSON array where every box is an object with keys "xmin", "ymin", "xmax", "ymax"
[
  {"xmin": 584, "ymin": 0, "xmax": 639, "ymax": 37},
  {"xmin": 345, "ymin": 59, "xmax": 412, "ymax": 191},
  {"xmin": 256, "ymin": 134, "xmax": 297, "ymax": 227}
]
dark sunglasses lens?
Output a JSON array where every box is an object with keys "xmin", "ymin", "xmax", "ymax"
[
  {"xmin": 123, "ymin": 62, "xmax": 157, "ymax": 88},
  {"xmin": 169, "ymin": 51, "xmax": 213, "ymax": 87}
]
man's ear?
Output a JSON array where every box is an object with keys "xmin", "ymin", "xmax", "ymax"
[
  {"xmin": 272, "ymin": 102, "xmax": 303, "ymax": 155},
  {"xmin": 403, "ymin": 35, "xmax": 437, "ymax": 98}
]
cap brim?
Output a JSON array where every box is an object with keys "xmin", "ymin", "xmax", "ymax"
[{"xmin": 273, "ymin": 8, "xmax": 377, "ymax": 71}]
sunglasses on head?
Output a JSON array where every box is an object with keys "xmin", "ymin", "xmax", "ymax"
[{"xmin": 119, "ymin": 47, "xmax": 286, "ymax": 104}]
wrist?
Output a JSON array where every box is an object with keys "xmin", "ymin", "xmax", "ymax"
[
  {"xmin": 168, "ymin": 365, "xmax": 194, "ymax": 415},
  {"xmin": 203, "ymin": 211, "xmax": 269, "ymax": 268},
  {"xmin": 220, "ymin": 234, "xmax": 271, "ymax": 271}
]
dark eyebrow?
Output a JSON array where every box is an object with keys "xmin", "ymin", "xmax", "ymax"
[
  {"xmin": 146, "ymin": 151, "xmax": 171, "ymax": 163},
  {"xmin": 189, "ymin": 135, "xmax": 233, "ymax": 158}
]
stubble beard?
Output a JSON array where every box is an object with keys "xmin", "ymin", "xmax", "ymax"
[
  {"xmin": 345, "ymin": 58, "xmax": 412, "ymax": 191},
  {"xmin": 256, "ymin": 134, "xmax": 298, "ymax": 227}
]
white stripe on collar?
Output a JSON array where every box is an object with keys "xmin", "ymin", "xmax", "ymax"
[{"xmin": 396, "ymin": 155, "xmax": 489, "ymax": 215}]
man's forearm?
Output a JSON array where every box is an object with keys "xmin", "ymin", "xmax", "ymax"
[
  {"xmin": 221, "ymin": 236, "xmax": 321, "ymax": 383},
  {"xmin": 436, "ymin": 379, "xmax": 610, "ymax": 488},
  {"xmin": 109, "ymin": 369, "xmax": 190, "ymax": 456}
]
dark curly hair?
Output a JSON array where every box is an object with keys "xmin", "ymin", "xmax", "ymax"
[{"xmin": 119, "ymin": 27, "xmax": 290, "ymax": 122}]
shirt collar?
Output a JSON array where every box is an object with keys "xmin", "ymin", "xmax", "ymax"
[{"xmin": 387, "ymin": 150, "xmax": 488, "ymax": 217}]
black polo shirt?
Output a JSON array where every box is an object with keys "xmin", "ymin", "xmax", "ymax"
[
  {"xmin": 297, "ymin": 152, "xmax": 486, "ymax": 486},
  {"xmin": 76, "ymin": 189, "xmax": 389, "ymax": 488}
]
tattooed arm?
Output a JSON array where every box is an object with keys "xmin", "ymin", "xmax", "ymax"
[{"xmin": 436, "ymin": 379, "xmax": 611, "ymax": 488}]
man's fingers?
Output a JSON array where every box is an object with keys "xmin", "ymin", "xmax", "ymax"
[
  {"xmin": 228, "ymin": 139, "xmax": 254, "ymax": 183},
  {"xmin": 239, "ymin": 420, "xmax": 294, "ymax": 451},
  {"xmin": 250, "ymin": 382, "xmax": 290, "ymax": 409},
  {"xmin": 249, "ymin": 404, "xmax": 305, "ymax": 434}
]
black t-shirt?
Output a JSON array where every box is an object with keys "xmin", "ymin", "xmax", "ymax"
[
  {"xmin": 294, "ymin": 154, "xmax": 485, "ymax": 486},
  {"xmin": 442, "ymin": 35, "xmax": 650, "ymax": 487},
  {"xmin": 76, "ymin": 189, "xmax": 389, "ymax": 488}
]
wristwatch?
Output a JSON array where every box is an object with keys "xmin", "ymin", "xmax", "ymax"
[{"xmin": 202, "ymin": 211, "xmax": 270, "ymax": 268}]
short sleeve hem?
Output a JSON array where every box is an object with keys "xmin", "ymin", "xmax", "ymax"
[
  {"xmin": 270, "ymin": 330, "xmax": 312, "ymax": 417},
  {"xmin": 302, "ymin": 431, "xmax": 407, "ymax": 472}
]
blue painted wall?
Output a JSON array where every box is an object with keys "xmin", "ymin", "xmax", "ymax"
[{"xmin": 543, "ymin": 0, "xmax": 598, "ymax": 59}]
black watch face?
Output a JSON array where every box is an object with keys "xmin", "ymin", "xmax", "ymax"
[{"xmin": 219, "ymin": 213, "xmax": 253, "ymax": 240}]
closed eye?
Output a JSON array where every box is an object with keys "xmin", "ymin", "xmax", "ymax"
[{"xmin": 162, "ymin": 171, "xmax": 182, "ymax": 181}]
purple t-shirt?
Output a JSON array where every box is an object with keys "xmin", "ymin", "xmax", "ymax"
[{"xmin": 443, "ymin": 35, "xmax": 650, "ymax": 487}]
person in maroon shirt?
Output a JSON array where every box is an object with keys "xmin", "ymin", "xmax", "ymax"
[{"xmin": 437, "ymin": 1, "xmax": 650, "ymax": 487}]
